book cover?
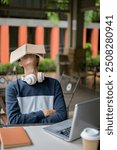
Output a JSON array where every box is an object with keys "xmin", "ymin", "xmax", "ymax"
[
  {"xmin": 0, "ymin": 127, "xmax": 32, "ymax": 149},
  {"xmin": 10, "ymin": 43, "xmax": 46, "ymax": 63}
]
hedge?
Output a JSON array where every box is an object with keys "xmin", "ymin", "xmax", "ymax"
[
  {"xmin": 0, "ymin": 58, "xmax": 56, "ymax": 75},
  {"xmin": 0, "ymin": 56, "xmax": 100, "ymax": 75}
]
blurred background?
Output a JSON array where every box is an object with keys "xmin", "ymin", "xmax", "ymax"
[{"xmin": 0, "ymin": 0, "xmax": 100, "ymax": 123}]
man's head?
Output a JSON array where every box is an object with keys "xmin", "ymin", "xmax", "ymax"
[
  {"xmin": 19, "ymin": 54, "xmax": 39, "ymax": 68},
  {"xmin": 10, "ymin": 44, "xmax": 46, "ymax": 85},
  {"xmin": 18, "ymin": 54, "xmax": 39, "ymax": 77},
  {"xmin": 19, "ymin": 53, "xmax": 44, "ymax": 85}
]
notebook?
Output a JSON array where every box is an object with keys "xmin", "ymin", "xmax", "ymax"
[
  {"xmin": 0, "ymin": 127, "xmax": 32, "ymax": 149},
  {"xmin": 43, "ymin": 97, "xmax": 100, "ymax": 142}
]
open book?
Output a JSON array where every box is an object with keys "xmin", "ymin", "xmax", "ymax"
[
  {"xmin": 0, "ymin": 127, "xmax": 32, "ymax": 149},
  {"xmin": 10, "ymin": 43, "xmax": 46, "ymax": 63}
]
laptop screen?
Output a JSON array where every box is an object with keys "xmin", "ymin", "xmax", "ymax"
[{"xmin": 78, "ymin": 97, "xmax": 100, "ymax": 129}]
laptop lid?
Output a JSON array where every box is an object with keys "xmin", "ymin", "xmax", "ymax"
[
  {"xmin": 77, "ymin": 97, "xmax": 100, "ymax": 129},
  {"xmin": 69, "ymin": 97, "xmax": 100, "ymax": 141}
]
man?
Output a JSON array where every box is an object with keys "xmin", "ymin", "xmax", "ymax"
[{"xmin": 6, "ymin": 44, "xmax": 67, "ymax": 124}]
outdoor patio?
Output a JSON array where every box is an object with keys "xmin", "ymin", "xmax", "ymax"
[{"xmin": 0, "ymin": 72, "xmax": 100, "ymax": 125}]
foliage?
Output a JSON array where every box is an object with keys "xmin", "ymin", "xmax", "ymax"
[
  {"xmin": 0, "ymin": 0, "xmax": 12, "ymax": 4},
  {"xmin": 0, "ymin": 63, "xmax": 24, "ymax": 75},
  {"xmin": 84, "ymin": 9, "xmax": 100, "ymax": 25},
  {"xmin": 38, "ymin": 58, "xmax": 56, "ymax": 72},
  {"xmin": 47, "ymin": 12, "xmax": 59, "ymax": 24},
  {"xmin": 85, "ymin": 43, "xmax": 92, "ymax": 49},
  {"xmin": 0, "ymin": 58, "xmax": 56, "ymax": 75},
  {"xmin": 46, "ymin": 0, "xmax": 69, "ymax": 24},
  {"xmin": 57, "ymin": 0, "xmax": 69, "ymax": 9},
  {"xmin": 47, "ymin": 0, "xmax": 100, "ymax": 24},
  {"xmin": 85, "ymin": 42, "xmax": 100, "ymax": 70},
  {"xmin": 1, "ymin": 0, "xmax": 100, "ymax": 25},
  {"xmin": 84, "ymin": 0, "xmax": 100, "ymax": 24},
  {"xmin": 0, "ymin": 64, "xmax": 11, "ymax": 75},
  {"xmin": 86, "ymin": 55, "xmax": 100, "ymax": 71},
  {"xmin": 95, "ymin": 0, "xmax": 100, "ymax": 6},
  {"xmin": 85, "ymin": 43, "xmax": 92, "ymax": 58}
]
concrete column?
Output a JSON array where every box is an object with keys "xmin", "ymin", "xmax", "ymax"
[
  {"xmin": 18, "ymin": 26, "xmax": 27, "ymax": 46},
  {"xmin": 68, "ymin": 0, "xmax": 85, "ymax": 73},
  {"xmin": 35, "ymin": 26, "xmax": 44, "ymax": 44},
  {"xmin": 0, "ymin": 25, "xmax": 9, "ymax": 64},
  {"xmin": 91, "ymin": 28, "xmax": 99, "ymax": 56},
  {"xmin": 50, "ymin": 27, "xmax": 59, "ymax": 59}
]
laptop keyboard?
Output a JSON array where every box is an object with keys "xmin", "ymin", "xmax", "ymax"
[{"xmin": 58, "ymin": 127, "xmax": 71, "ymax": 137}]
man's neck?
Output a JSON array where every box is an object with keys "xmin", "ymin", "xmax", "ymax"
[{"xmin": 24, "ymin": 66, "xmax": 38, "ymax": 77}]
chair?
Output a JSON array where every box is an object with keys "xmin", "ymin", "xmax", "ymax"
[
  {"xmin": 0, "ymin": 89, "xmax": 7, "ymax": 125},
  {"xmin": 60, "ymin": 73, "xmax": 80, "ymax": 117}
]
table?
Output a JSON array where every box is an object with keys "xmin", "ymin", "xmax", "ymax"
[{"xmin": 0, "ymin": 125, "xmax": 83, "ymax": 150}]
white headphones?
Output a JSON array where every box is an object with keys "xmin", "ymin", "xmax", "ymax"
[{"xmin": 21, "ymin": 72, "xmax": 45, "ymax": 85}]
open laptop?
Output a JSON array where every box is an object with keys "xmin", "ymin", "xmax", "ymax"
[{"xmin": 43, "ymin": 97, "xmax": 100, "ymax": 142}]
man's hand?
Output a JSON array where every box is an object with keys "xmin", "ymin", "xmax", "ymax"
[{"xmin": 42, "ymin": 109, "xmax": 56, "ymax": 117}]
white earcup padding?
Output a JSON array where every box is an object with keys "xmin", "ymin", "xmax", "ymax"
[
  {"xmin": 21, "ymin": 72, "xmax": 44, "ymax": 85},
  {"xmin": 23, "ymin": 74, "xmax": 37, "ymax": 85},
  {"xmin": 37, "ymin": 72, "xmax": 45, "ymax": 82}
]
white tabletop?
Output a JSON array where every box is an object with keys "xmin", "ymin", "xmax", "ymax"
[{"xmin": 1, "ymin": 125, "xmax": 83, "ymax": 150}]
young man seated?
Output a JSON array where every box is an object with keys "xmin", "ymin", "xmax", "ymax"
[{"xmin": 6, "ymin": 44, "xmax": 67, "ymax": 124}]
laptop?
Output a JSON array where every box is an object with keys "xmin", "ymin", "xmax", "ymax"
[{"xmin": 43, "ymin": 97, "xmax": 100, "ymax": 142}]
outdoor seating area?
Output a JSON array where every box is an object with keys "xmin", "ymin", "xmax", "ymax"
[
  {"xmin": 0, "ymin": 0, "xmax": 100, "ymax": 149},
  {"xmin": 0, "ymin": 72, "xmax": 100, "ymax": 125}
]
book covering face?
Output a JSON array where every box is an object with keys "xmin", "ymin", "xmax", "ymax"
[{"xmin": 10, "ymin": 43, "xmax": 46, "ymax": 63}]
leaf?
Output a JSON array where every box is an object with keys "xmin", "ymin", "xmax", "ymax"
[{"xmin": 47, "ymin": 12, "xmax": 60, "ymax": 24}]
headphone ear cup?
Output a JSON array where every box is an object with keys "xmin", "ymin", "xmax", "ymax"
[
  {"xmin": 25, "ymin": 74, "xmax": 37, "ymax": 85},
  {"xmin": 37, "ymin": 72, "xmax": 45, "ymax": 82},
  {"xmin": 21, "ymin": 74, "xmax": 37, "ymax": 85}
]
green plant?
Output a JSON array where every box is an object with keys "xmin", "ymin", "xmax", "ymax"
[
  {"xmin": 15, "ymin": 65, "xmax": 24, "ymax": 74},
  {"xmin": 84, "ymin": 9, "xmax": 100, "ymax": 25},
  {"xmin": 0, "ymin": 63, "xmax": 23, "ymax": 75},
  {"xmin": 47, "ymin": 12, "xmax": 60, "ymax": 24},
  {"xmin": 38, "ymin": 58, "xmax": 56, "ymax": 72},
  {"xmin": 0, "ymin": 58, "xmax": 56, "ymax": 75},
  {"xmin": 0, "ymin": 0, "xmax": 12, "ymax": 4},
  {"xmin": 0, "ymin": 64, "xmax": 11, "ymax": 75},
  {"xmin": 46, "ymin": 0, "xmax": 69, "ymax": 24},
  {"xmin": 85, "ymin": 43, "xmax": 92, "ymax": 58},
  {"xmin": 86, "ymin": 55, "xmax": 100, "ymax": 70}
]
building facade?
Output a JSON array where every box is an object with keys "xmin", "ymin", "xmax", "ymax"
[{"xmin": 0, "ymin": 0, "xmax": 100, "ymax": 64}]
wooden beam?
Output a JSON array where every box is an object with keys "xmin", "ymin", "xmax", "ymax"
[{"xmin": 0, "ymin": 6, "xmax": 70, "ymax": 13}]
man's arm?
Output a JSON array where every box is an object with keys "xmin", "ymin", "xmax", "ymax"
[
  {"xmin": 40, "ymin": 80, "xmax": 68, "ymax": 123},
  {"xmin": 6, "ymin": 83, "xmax": 45, "ymax": 124},
  {"xmin": 6, "ymin": 80, "xmax": 67, "ymax": 124}
]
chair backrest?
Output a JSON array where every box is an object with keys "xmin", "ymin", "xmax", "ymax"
[{"xmin": 60, "ymin": 73, "xmax": 80, "ymax": 112}]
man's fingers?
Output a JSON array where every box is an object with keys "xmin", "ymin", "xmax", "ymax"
[{"xmin": 43, "ymin": 109, "xmax": 56, "ymax": 117}]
